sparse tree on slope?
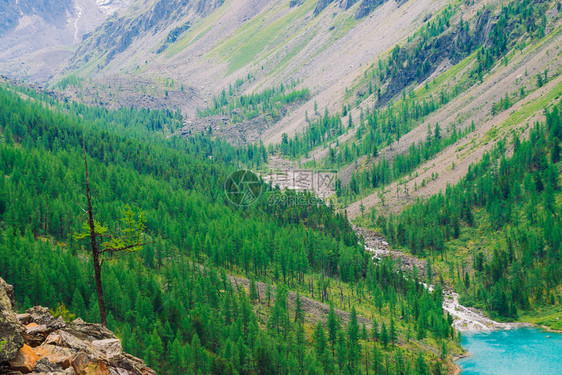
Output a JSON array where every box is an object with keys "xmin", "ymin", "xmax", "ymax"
[{"xmin": 75, "ymin": 147, "xmax": 149, "ymax": 326}]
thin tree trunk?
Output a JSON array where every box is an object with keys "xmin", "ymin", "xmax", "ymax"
[{"xmin": 84, "ymin": 148, "xmax": 107, "ymax": 327}]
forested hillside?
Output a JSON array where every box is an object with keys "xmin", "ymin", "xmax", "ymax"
[
  {"xmin": 2, "ymin": 0, "xmax": 561, "ymax": 372},
  {"xmin": 365, "ymin": 100, "xmax": 562, "ymax": 326},
  {"xmin": 0, "ymin": 83, "xmax": 461, "ymax": 374}
]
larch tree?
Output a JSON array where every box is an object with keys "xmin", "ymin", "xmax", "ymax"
[{"xmin": 75, "ymin": 147, "xmax": 150, "ymax": 326}]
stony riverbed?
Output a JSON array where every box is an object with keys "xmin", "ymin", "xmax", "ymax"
[{"xmin": 355, "ymin": 225, "xmax": 527, "ymax": 332}]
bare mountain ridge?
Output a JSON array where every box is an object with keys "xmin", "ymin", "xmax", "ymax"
[
  {"xmin": 68, "ymin": 0, "xmax": 226, "ymax": 71},
  {"xmin": 0, "ymin": 0, "xmax": 133, "ymax": 81},
  {"xmin": 70, "ymin": 0, "xmax": 404, "ymax": 71},
  {"xmin": 313, "ymin": 0, "xmax": 411, "ymax": 18},
  {"xmin": 0, "ymin": 0, "xmax": 75, "ymax": 35},
  {"xmin": 54, "ymin": 0, "xmax": 447, "ymax": 124}
]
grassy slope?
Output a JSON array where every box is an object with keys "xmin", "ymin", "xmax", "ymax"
[{"xmin": 342, "ymin": 18, "xmax": 561, "ymax": 218}]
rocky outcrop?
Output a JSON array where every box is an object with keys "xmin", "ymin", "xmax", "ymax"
[
  {"xmin": 374, "ymin": 7, "xmax": 495, "ymax": 106},
  {"xmin": 0, "ymin": 2, "xmax": 20, "ymax": 35},
  {"xmin": 69, "ymin": 0, "xmax": 225, "ymax": 69},
  {"xmin": 313, "ymin": 0, "xmax": 336, "ymax": 16},
  {"xmin": 313, "ymin": 0, "xmax": 359, "ymax": 16},
  {"xmin": 0, "ymin": 0, "xmax": 74, "ymax": 36},
  {"xmin": 354, "ymin": 0, "xmax": 386, "ymax": 18},
  {"xmin": 156, "ymin": 21, "xmax": 192, "ymax": 53},
  {"xmin": 0, "ymin": 278, "xmax": 24, "ymax": 363},
  {"xmin": 341, "ymin": 0, "xmax": 359, "ymax": 10},
  {"xmin": 0, "ymin": 278, "xmax": 155, "ymax": 375},
  {"xmin": 354, "ymin": 0, "xmax": 408, "ymax": 19}
]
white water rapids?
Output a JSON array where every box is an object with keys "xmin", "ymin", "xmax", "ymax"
[{"xmin": 360, "ymin": 228, "xmax": 525, "ymax": 332}]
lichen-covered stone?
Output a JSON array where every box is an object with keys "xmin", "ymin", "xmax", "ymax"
[
  {"xmin": 0, "ymin": 278, "xmax": 24, "ymax": 363},
  {"xmin": 2, "ymin": 278, "xmax": 153, "ymax": 375}
]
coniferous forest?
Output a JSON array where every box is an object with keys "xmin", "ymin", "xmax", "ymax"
[
  {"xmin": 0, "ymin": 83, "xmax": 459, "ymax": 374},
  {"xmin": 373, "ymin": 102, "xmax": 562, "ymax": 320}
]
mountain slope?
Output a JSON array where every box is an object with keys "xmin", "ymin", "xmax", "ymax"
[
  {"xmin": 55, "ymin": 0, "xmax": 448, "ymax": 127},
  {"xmin": 0, "ymin": 0, "xmax": 133, "ymax": 81},
  {"xmin": 364, "ymin": 100, "xmax": 562, "ymax": 326},
  {"xmin": 345, "ymin": 24, "xmax": 562, "ymax": 218}
]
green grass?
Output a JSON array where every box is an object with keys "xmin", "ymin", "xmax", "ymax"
[
  {"xmin": 519, "ymin": 304, "xmax": 562, "ymax": 331},
  {"xmin": 266, "ymin": 28, "xmax": 318, "ymax": 79},
  {"xmin": 414, "ymin": 49, "xmax": 478, "ymax": 99},
  {"xmin": 164, "ymin": 0, "xmax": 233, "ymax": 57},
  {"xmin": 331, "ymin": 11, "xmax": 358, "ymax": 40},
  {"xmin": 503, "ymin": 80, "xmax": 562, "ymax": 127},
  {"xmin": 209, "ymin": 0, "xmax": 316, "ymax": 73}
]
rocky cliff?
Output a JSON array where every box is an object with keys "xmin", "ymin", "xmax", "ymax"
[
  {"xmin": 313, "ymin": 0, "xmax": 404, "ymax": 18},
  {"xmin": 0, "ymin": 278, "xmax": 154, "ymax": 375},
  {"xmin": 313, "ymin": 0, "xmax": 358, "ymax": 16},
  {"xmin": 68, "ymin": 0, "xmax": 225, "ymax": 70},
  {"xmin": 0, "ymin": 0, "xmax": 74, "ymax": 36},
  {"xmin": 0, "ymin": 0, "xmax": 134, "ymax": 81}
]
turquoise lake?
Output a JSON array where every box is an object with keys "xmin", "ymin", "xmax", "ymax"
[{"xmin": 456, "ymin": 327, "xmax": 562, "ymax": 374}]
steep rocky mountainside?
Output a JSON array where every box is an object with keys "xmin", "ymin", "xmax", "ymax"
[
  {"xmin": 68, "ymin": 0, "xmax": 225, "ymax": 71},
  {"xmin": 54, "ymin": 0, "xmax": 448, "ymax": 122},
  {"xmin": 313, "ymin": 0, "xmax": 410, "ymax": 18},
  {"xmin": 0, "ymin": 0, "xmax": 133, "ymax": 81},
  {"xmin": 0, "ymin": 0, "xmax": 74, "ymax": 35},
  {"xmin": 2, "ymin": 0, "xmax": 560, "ymax": 208},
  {"xmin": 0, "ymin": 278, "xmax": 154, "ymax": 375}
]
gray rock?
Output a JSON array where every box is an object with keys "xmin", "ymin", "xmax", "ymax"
[
  {"xmin": 16, "ymin": 314, "xmax": 31, "ymax": 325},
  {"xmin": 25, "ymin": 307, "xmax": 66, "ymax": 331},
  {"xmin": 355, "ymin": 0, "xmax": 387, "ymax": 19},
  {"xmin": 2, "ymin": 278, "xmax": 153, "ymax": 375},
  {"xmin": 0, "ymin": 278, "xmax": 24, "ymax": 362},
  {"xmin": 313, "ymin": 0, "xmax": 335, "ymax": 16},
  {"xmin": 26, "ymin": 325, "xmax": 48, "ymax": 335},
  {"xmin": 92, "ymin": 339, "xmax": 122, "ymax": 361},
  {"xmin": 33, "ymin": 357, "xmax": 63, "ymax": 372},
  {"xmin": 67, "ymin": 319, "xmax": 116, "ymax": 341}
]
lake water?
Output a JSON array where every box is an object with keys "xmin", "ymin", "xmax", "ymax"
[{"xmin": 456, "ymin": 327, "xmax": 562, "ymax": 374}]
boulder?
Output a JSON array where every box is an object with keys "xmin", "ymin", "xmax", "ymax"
[
  {"xmin": 29, "ymin": 367, "xmax": 77, "ymax": 375},
  {"xmin": 2, "ymin": 278, "xmax": 153, "ymax": 375},
  {"xmin": 71, "ymin": 351, "xmax": 109, "ymax": 375},
  {"xmin": 26, "ymin": 307, "xmax": 66, "ymax": 331},
  {"xmin": 16, "ymin": 314, "xmax": 32, "ymax": 325},
  {"xmin": 0, "ymin": 277, "xmax": 24, "ymax": 362},
  {"xmin": 33, "ymin": 356, "xmax": 64, "ymax": 372},
  {"xmin": 35, "ymin": 343, "xmax": 75, "ymax": 367},
  {"xmin": 112, "ymin": 353, "xmax": 155, "ymax": 375},
  {"xmin": 8, "ymin": 344, "xmax": 38, "ymax": 373},
  {"xmin": 67, "ymin": 319, "xmax": 116, "ymax": 341},
  {"xmin": 56, "ymin": 331, "xmax": 96, "ymax": 354},
  {"xmin": 91, "ymin": 339, "xmax": 122, "ymax": 361},
  {"xmin": 26, "ymin": 324, "xmax": 47, "ymax": 335},
  {"xmin": 23, "ymin": 322, "xmax": 54, "ymax": 348},
  {"xmin": 44, "ymin": 332, "xmax": 64, "ymax": 346}
]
